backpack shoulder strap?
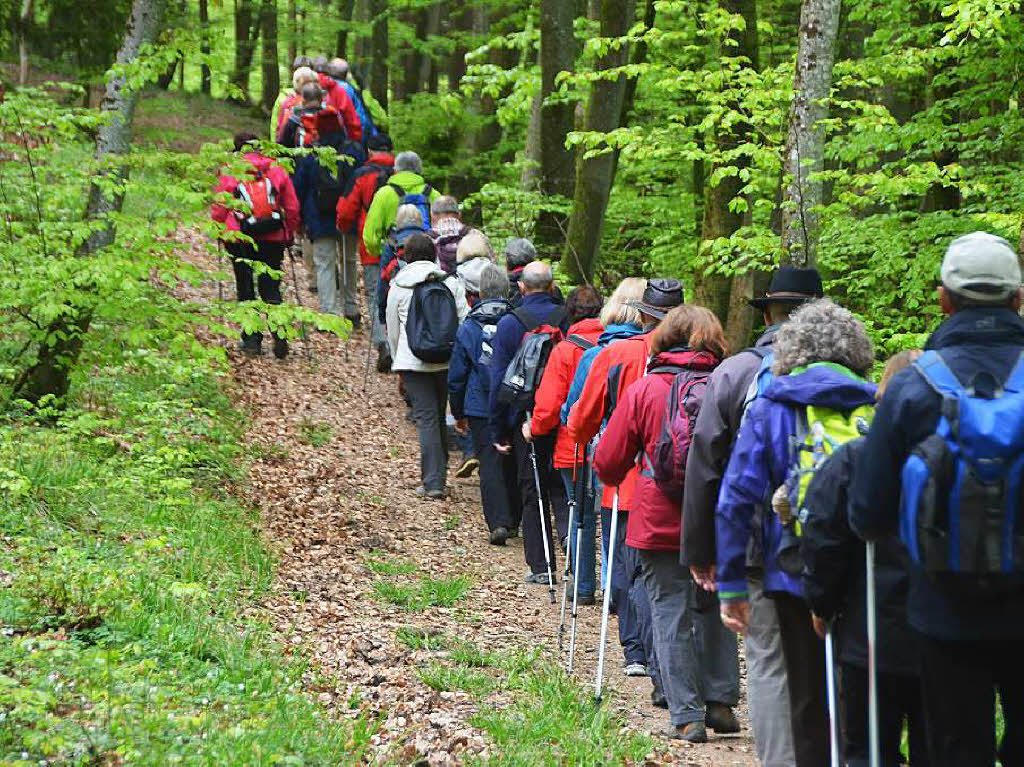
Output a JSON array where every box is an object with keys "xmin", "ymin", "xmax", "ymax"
[
  {"xmin": 421, "ymin": 184, "xmax": 432, "ymax": 198},
  {"xmin": 548, "ymin": 305, "xmax": 568, "ymax": 329},
  {"xmin": 512, "ymin": 306, "xmax": 541, "ymax": 331},
  {"xmin": 914, "ymin": 350, "xmax": 963, "ymax": 397},
  {"xmin": 567, "ymin": 334, "xmax": 596, "ymax": 351},
  {"xmin": 1004, "ymin": 351, "xmax": 1024, "ymax": 394},
  {"xmin": 388, "ymin": 182, "xmax": 406, "ymax": 198}
]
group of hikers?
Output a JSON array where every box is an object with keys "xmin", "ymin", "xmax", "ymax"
[{"xmin": 210, "ymin": 54, "xmax": 1022, "ymax": 767}]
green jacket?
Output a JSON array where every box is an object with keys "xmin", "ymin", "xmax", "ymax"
[{"xmin": 362, "ymin": 171, "xmax": 440, "ymax": 258}]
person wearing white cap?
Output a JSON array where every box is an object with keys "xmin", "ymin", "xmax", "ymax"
[{"xmin": 850, "ymin": 231, "xmax": 1024, "ymax": 767}]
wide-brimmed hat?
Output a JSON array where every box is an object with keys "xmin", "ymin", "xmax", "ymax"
[
  {"xmin": 630, "ymin": 278, "xmax": 685, "ymax": 320},
  {"xmin": 748, "ymin": 267, "xmax": 824, "ymax": 311}
]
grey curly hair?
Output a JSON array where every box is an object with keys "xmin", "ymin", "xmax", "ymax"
[{"xmin": 772, "ymin": 299, "xmax": 874, "ymax": 377}]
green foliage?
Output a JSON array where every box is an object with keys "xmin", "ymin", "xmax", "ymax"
[
  {"xmin": 372, "ymin": 574, "xmax": 472, "ymax": 611},
  {"xmin": 366, "ymin": 556, "xmax": 418, "ymax": 576}
]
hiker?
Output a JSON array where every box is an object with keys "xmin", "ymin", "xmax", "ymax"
[
  {"xmin": 376, "ymin": 204, "xmax": 433, "ymax": 332},
  {"xmin": 326, "ymin": 58, "xmax": 378, "ymax": 144},
  {"xmin": 527, "ymin": 285, "xmax": 604, "ymax": 602},
  {"xmin": 716, "ymin": 298, "xmax": 875, "ymax": 767},
  {"xmin": 308, "ymin": 55, "xmax": 362, "ymax": 144},
  {"xmin": 489, "ymin": 261, "xmax": 569, "ymax": 582},
  {"xmin": 429, "ymin": 197, "xmax": 472, "ymax": 275},
  {"xmin": 210, "ymin": 132, "xmax": 300, "ymax": 358},
  {"xmin": 363, "ymin": 151, "xmax": 439, "ymax": 263},
  {"xmin": 849, "ymin": 232, "xmax": 1024, "ymax": 767},
  {"xmin": 449, "ymin": 262, "xmax": 519, "ymax": 544},
  {"xmin": 454, "ymin": 229, "xmax": 495, "ymax": 306},
  {"xmin": 801, "ymin": 349, "xmax": 928, "ymax": 767},
  {"xmin": 682, "ymin": 265, "xmax": 822, "ymax": 766},
  {"xmin": 277, "ymin": 82, "xmax": 346, "ymax": 150},
  {"xmin": 336, "ymin": 133, "xmax": 396, "ymax": 369},
  {"xmin": 386, "ymin": 233, "xmax": 469, "ymax": 500},
  {"xmin": 271, "ymin": 58, "xmax": 314, "ymax": 140},
  {"xmin": 595, "ymin": 304, "xmax": 739, "ymax": 743},
  {"xmin": 566, "ymin": 280, "xmax": 683, "ymax": 684}
]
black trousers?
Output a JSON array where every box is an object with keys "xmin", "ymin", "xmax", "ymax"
[
  {"xmin": 841, "ymin": 663, "xmax": 928, "ymax": 767},
  {"xmin": 512, "ymin": 429, "xmax": 564, "ymax": 575},
  {"xmin": 468, "ymin": 417, "xmax": 516, "ymax": 533},
  {"xmin": 227, "ymin": 240, "xmax": 285, "ymax": 346},
  {"xmin": 919, "ymin": 635, "xmax": 1024, "ymax": 767},
  {"xmin": 775, "ymin": 593, "xmax": 830, "ymax": 767}
]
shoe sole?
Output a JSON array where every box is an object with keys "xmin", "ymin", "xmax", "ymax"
[{"xmin": 454, "ymin": 461, "xmax": 479, "ymax": 479}]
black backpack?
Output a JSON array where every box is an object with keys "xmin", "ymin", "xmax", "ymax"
[
  {"xmin": 406, "ymin": 274, "xmax": 459, "ymax": 363},
  {"xmin": 497, "ymin": 306, "xmax": 568, "ymax": 409},
  {"xmin": 315, "ymin": 162, "xmax": 347, "ymax": 216}
]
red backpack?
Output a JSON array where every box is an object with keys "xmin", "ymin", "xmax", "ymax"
[{"xmin": 235, "ymin": 172, "xmax": 284, "ymax": 238}]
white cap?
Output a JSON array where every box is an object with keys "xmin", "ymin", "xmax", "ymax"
[{"xmin": 941, "ymin": 232, "xmax": 1021, "ymax": 303}]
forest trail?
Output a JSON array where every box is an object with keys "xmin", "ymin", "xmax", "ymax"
[{"xmin": 184, "ymin": 237, "xmax": 757, "ymax": 765}]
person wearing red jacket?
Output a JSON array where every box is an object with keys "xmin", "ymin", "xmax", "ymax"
[
  {"xmin": 337, "ymin": 133, "xmax": 394, "ymax": 371},
  {"xmin": 595, "ymin": 304, "xmax": 739, "ymax": 743},
  {"xmin": 527, "ymin": 286, "xmax": 604, "ymax": 603},
  {"xmin": 317, "ymin": 72, "xmax": 362, "ymax": 143},
  {"xmin": 211, "ymin": 132, "xmax": 301, "ymax": 358}
]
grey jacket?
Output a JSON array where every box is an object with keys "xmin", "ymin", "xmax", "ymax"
[
  {"xmin": 681, "ymin": 327, "xmax": 777, "ymax": 567},
  {"xmin": 386, "ymin": 260, "xmax": 469, "ymax": 373}
]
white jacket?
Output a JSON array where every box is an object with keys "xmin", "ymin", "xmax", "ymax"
[{"xmin": 386, "ymin": 260, "xmax": 469, "ymax": 373}]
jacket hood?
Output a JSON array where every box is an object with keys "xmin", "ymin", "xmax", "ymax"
[
  {"xmin": 568, "ymin": 318, "xmax": 603, "ymax": 336},
  {"xmin": 469, "ymin": 298, "xmax": 512, "ymax": 323},
  {"xmin": 243, "ymin": 152, "xmax": 274, "ymax": 174},
  {"xmin": 394, "ymin": 259, "xmax": 445, "ymax": 288},
  {"xmin": 388, "ymin": 170, "xmax": 427, "ymax": 189},
  {"xmin": 765, "ymin": 362, "xmax": 877, "ymax": 409},
  {"xmin": 926, "ymin": 306, "xmax": 1024, "ymax": 350},
  {"xmin": 598, "ymin": 323, "xmax": 643, "ymax": 345},
  {"xmin": 367, "ymin": 152, "xmax": 394, "ymax": 166},
  {"xmin": 649, "ymin": 348, "xmax": 720, "ymax": 372}
]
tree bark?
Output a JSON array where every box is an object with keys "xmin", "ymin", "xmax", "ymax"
[
  {"xmin": 336, "ymin": 0, "xmax": 356, "ymax": 58},
  {"xmin": 369, "ymin": 0, "xmax": 388, "ymax": 109},
  {"xmin": 419, "ymin": 3, "xmax": 442, "ymax": 93},
  {"xmin": 199, "ymin": 0, "xmax": 211, "ymax": 94},
  {"xmin": 780, "ymin": 0, "xmax": 841, "ymax": 267},
  {"xmin": 13, "ymin": 0, "xmax": 167, "ymax": 404},
  {"xmin": 18, "ymin": 0, "xmax": 34, "ymax": 86},
  {"xmin": 447, "ymin": 0, "xmax": 470, "ymax": 92},
  {"xmin": 231, "ymin": 0, "xmax": 261, "ymax": 100},
  {"xmin": 562, "ymin": 0, "xmax": 636, "ymax": 283},
  {"xmin": 259, "ymin": 0, "xmax": 280, "ymax": 113}
]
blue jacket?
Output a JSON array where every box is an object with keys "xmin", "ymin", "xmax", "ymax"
[
  {"xmin": 562, "ymin": 323, "xmax": 644, "ymax": 425},
  {"xmin": 292, "ymin": 154, "xmax": 340, "ymax": 239},
  {"xmin": 448, "ymin": 299, "xmax": 512, "ymax": 420},
  {"xmin": 850, "ymin": 306, "xmax": 1024, "ymax": 640},
  {"xmin": 487, "ymin": 292, "xmax": 568, "ymax": 443},
  {"xmin": 716, "ymin": 363, "xmax": 876, "ymax": 601}
]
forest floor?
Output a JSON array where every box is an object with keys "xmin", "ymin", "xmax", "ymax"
[{"xmin": 181, "ymin": 235, "xmax": 759, "ymax": 765}]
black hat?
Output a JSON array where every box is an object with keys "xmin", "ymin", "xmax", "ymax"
[
  {"xmin": 748, "ymin": 267, "xmax": 824, "ymax": 311},
  {"xmin": 631, "ymin": 278, "xmax": 685, "ymax": 320}
]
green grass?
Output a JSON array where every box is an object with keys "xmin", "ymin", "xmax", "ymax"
[
  {"xmin": 372, "ymin": 575, "xmax": 473, "ymax": 611},
  {"xmin": 134, "ymin": 90, "xmax": 264, "ymax": 153},
  {"xmin": 395, "ymin": 628, "xmax": 453, "ymax": 651},
  {"xmin": 366, "ymin": 556, "xmax": 418, "ymax": 576},
  {"xmin": 418, "ymin": 663, "xmax": 494, "ymax": 696},
  {"xmin": 296, "ymin": 418, "xmax": 333, "ymax": 447}
]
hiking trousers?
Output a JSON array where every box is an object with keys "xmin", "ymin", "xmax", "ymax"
[
  {"xmin": 560, "ymin": 468, "xmax": 596, "ymax": 598},
  {"xmin": 337, "ymin": 232, "xmax": 359, "ymax": 317},
  {"xmin": 841, "ymin": 662, "xmax": 928, "ymax": 767},
  {"xmin": 744, "ymin": 575, "xmax": 796, "ymax": 767},
  {"xmin": 362, "ymin": 264, "xmax": 386, "ymax": 347},
  {"xmin": 227, "ymin": 241, "xmax": 284, "ymax": 347},
  {"xmin": 639, "ymin": 550, "xmax": 740, "ymax": 727},
  {"xmin": 468, "ymin": 417, "xmax": 516, "ymax": 533},
  {"xmin": 919, "ymin": 635, "xmax": 1023, "ymax": 767},
  {"xmin": 400, "ymin": 370, "xmax": 448, "ymax": 493},
  {"xmin": 312, "ymin": 236, "xmax": 341, "ymax": 315},
  {"xmin": 512, "ymin": 429, "xmax": 560, "ymax": 575},
  {"xmin": 775, "ymin": 592, "xmax": 830, "ymax": 767}
]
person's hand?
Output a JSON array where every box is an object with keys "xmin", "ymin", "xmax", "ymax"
[
  {"xmin": 494, "ymin": 442, "xmax": 512, "ymax": 455},
  {"xmin": 720, "ymin": 599, "xmax": 750, "ymax": 635},
  {"xmin": 521, "ymin": 420, "xmax": 533, "ymax": 442},
  {"xmin": 455, "ymin": 419, "xmax": 469, "ymax": 435},
  {"xmin": 811, "ymin": 613, "xmax": 828, "ymax": 641},
  {"xmin": 690, "ymin": 565, "xmax": 717, "ymax": 593}
]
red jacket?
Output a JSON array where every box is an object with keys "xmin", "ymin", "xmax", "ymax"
[
  {"xmin": 276, "ymin": 93, "xmax": 301, "ymax": 141},
  {"xmin": 319, "ymin": 73, "xmax": 362, "ymax": 143},
  {"xmin": 595, "ymin": 349, "xmax": 720, "ymax": 551},
  {"xmin": 336, "ymin": 152, "xmax": 394, "ymax": 265},
  {"xmin": 531, "ymin": 318, "xmax": 603, "ymax": 469},
  {"xmin": 210, "ymin": 153, "xmax": 300, "ymax": 244},
  {"xmin": 567, "ymin": 332, "xmax": 652, "ymax": 511}
]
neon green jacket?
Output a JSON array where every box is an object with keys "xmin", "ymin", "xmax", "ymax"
[{"xmin": 362, "ymin": 171, "xmax": 440, "ymax": 258}]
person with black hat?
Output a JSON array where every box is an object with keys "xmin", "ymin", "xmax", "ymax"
[{"xmin": 681, "ymin": 265, "xmax": 823, "ymax": 766}]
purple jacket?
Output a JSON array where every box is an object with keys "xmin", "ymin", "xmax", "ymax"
[{"xmin": 716, "ymin": 362, "xmax": 877, "ymax": 601}]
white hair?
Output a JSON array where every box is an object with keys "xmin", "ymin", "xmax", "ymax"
[{"xmin": 394, "ymin": 151, "xmax": 422, "ymax": 174}]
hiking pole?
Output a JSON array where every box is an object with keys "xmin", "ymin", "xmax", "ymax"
[
  {"xmin": 558, "ymin": 444, "xmax": 581, "ymax": 654},
  {"xmin": 288, "ymin": 248, "xmax": 313, "ymax": 364},
  {"xmin": 341, "ymin": 237, "xmax": 350, "ymax": 362},
  {"xmin": 526, "ymin": 412, "xmax": 557, "ymax": 606},
  {"xmin": 825, "ymin": 627, "xmax": 841, "ymax": 767},
  {"xmin": 567, "ymin": 443, "xmax": 589, "ymax": 674},
  {"xmin": 866, "ymin": 540, "xmax": 880, "ymax": 767},
  {"xmin": 595, "ymin": 489, "xmax": 619, "ymax": 703}
]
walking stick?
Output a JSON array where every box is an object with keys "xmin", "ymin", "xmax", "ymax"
[
  {"xmin": 288, "ymin": 248, "xmax": 313, "ymax": 364},
  {"xmin": 558, "ymin": 444, "xmax": 580, "ymax": 654},
  {"xmin": 526, "ymin": 412, "xmax": 556, "ymax": 605},
  {"xmin": 341, "ymin": 236, "xmax": 350, "ymax": 362},
  {"xmin": 567, "ymin": 442, "xmax": 589, "ymax": 674},
  {"xmin": 595, "ymin": 489, "xmax": 619, "ymax": 703},
  {"xmin": 866, "ymin": 540, "xmax": 880, "ymax": 767},
  {"xmin": 825, "ymin": 628, "xmax": 841, "ymax": 767},
  {"xmin": 217, "ymin": 249, "xmax": 224, "ymax": 303}
]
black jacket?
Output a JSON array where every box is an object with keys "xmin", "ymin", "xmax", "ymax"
[
  {"xmin": 802, "ymin": 438, "xmax": 919, "ymax": 673},
  {"xmin": 849, "ymin": 306, "xmax": 1024, "ymax": 640}
]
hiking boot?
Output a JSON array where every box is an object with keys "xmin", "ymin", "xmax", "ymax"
[
  {"xmin": 667, "ymin": 722, "xmax": 707, "ymax": 743},
  {"xmin": 705, "ymin": 702, "xmax": 740, "ymax": 734},
  {"xmin": 376, "ymin": 345, "xmax": 392, "ymax": 374},
  {"xmin": 623, "ymin": 662, "xmax": 648, "ymax": 677},
  {"xmin": 425, "ymin": 488, "xmax": 448, "ymax": 500},
  {"xmin": 489, "ymin": 526, "xmax": 511, "ymax": 546},
  {"xmin": 272, "ymin": 336, "xmax": 289, "ymax": 360},
  {"xmin": 414, "ymin": 485, "xmax": 427, "ymax": 497},
  {"xmin": 651, "ymin": 685, "xmax": 667, "ymax": 709},
  {"xmin": 455, "ymin": 456, "xmax": 479, "ymax": 478},
  {"xmin": 524, "ymin": 571, "xmax": 555, "ymax": 585},
  {"xmin": 239, "ymin": 337, "xmax": 262, "ymax": 356},
  {"xmin": 576, "ymin": 594, "xmax": 596, "ymax": 606},
  {"xmin": 346, "ymin": 313, "xmax": 362, "ymax": 330},
  {"xmin": 506, "ymin": 527, "xmax": 519, "ymax": 539}
]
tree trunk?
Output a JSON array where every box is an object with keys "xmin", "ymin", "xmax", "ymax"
[
  {"xmin": 18, "ymin": 0, "xmax": 34, "ymax": 86},
  {"xmin": 522, "ymin": 75, "xmax": 542, "ymax": 189},
  {"xmin": 12, "ymin": 0, "xmax": 167, "ymax": 404},
  {"xmin": 259, "ymin": 0, "xmax": 280, "ymax": 113},
  {"xmin": 199, "ymin": 0, "xmax": 212, "ymax": 94},
  {"xmin": 369, "ymin": 0, "xmax": 388, "ymax": 109},
  {"xmin": 447, "ymin": 0, "xmax": 470, "ymax": 92},
  {"xmin": 780, "ymin": 0, "xmax": 841, "ymax": 267},
  {"xmin": 419, "ymin": 3, "xmax": 442, "ymax": 93},
  {"xmin": 562, "ymin": 0, "xmax": 636, "ymax": 283},
  {"xmin": 535, "ymin": 0, "xmax": 576, "ymax": 251},
  {"xmin": 287, "ymin": 0, "xmax": 296, "ymax": 64},
  {"xmin": 156, "ymin": 57, "xmax": 178, "ymax": 89},
  {"xmin": 336, "ymin": 0, "xmax": 356, "ymax": 58},
  {"xmin": 231, "ymin": 0, "xmax": 261, "ymax": 101}
]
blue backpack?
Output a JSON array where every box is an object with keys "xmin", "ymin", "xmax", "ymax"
[
  {"xmin": 338, "ymin": 80, "xmax": 379, "ymax": 141},
  {"xmin": 741, "ymin": 347, "xmax": 775, "ymax": 417},
  {"xmin": 389, "ymin": 183, "xmax": 432, "ymax": 229},
  {"xmin": 899, "ymin": 350, "xmax": 1024, "ymax": 593}
]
